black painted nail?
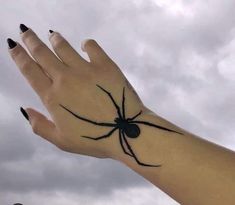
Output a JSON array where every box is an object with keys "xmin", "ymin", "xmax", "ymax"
[
  {"xmin": 20, "ymin": 107, "xmax": 29, "ymax": 121},
  {"xmin": 7, "ymin": 38, "xmax": 17, "ymax": 49},
  {"xmin": 20, "ymin": 24, "xmax": 29, "ymax": 33},
  {"xmin": 49, "ymin": 29, "xmax": 54, "ymax": 33}
]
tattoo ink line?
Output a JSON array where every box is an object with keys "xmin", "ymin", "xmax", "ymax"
[{"xmin": 59, "ymin": 84, "xmax": 184, "ymax": 167}]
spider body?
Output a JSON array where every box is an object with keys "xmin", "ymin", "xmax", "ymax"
[
  {"xmin": 59, "ymin": 84, "xmax": 184, "ymax": 167},
  {"xmin": 114, "ymin": 117, "xmax": 140, "ymax": 138}
]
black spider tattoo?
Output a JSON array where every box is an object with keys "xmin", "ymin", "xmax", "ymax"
[{"xmin": 59, "ymin": 84, "xmax": 183, "ymax": 167}]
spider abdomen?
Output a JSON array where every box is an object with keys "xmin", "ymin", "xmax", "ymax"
[
  {"xmin": 123, "ymin": 124, "xmax": 140, "ymax": 138},
  {"xmin": 114, "ymin": 118, "xmax": 140, "ymax": 138}
]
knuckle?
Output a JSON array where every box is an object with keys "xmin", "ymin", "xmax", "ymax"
[
  {"xmin": 53, "ymin": 37, "xmax": 66, "ymax": 50},
  {"xmin": 31, "ymin": 43, "xmax": 45, "ymax": 54},
  {"xmin": 21, "ymin": 30, "xmax": 45, "ymax": 54},
  {"xmin": 32, "ymin": 123, "xmax": 40, "ymax": 135},
  {"xmin": 20, "ymin": 60, "xmax": 35, "ymax": 75},
  {"xmin": 10, "ymin": 46, "xmax": 22, "ymax": 59},
  {"xmin": 57, "ymin": 144, "xmax": 68, "ymax": 151},
  {"xmin": 43, "ymin": 92, "xmax": 56, "ymax": 107},
  {"xmin": 21, "ymin": 29, "xmax": 36, "ymax": 42},
  {"xmin": 55, "ymin": 137, "xmax": 69, "ymax": 151},
  {"xmin": 55, "ymin": 70, "xmax": 70, "ymax": 85}
]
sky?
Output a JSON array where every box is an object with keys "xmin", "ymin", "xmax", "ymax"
[{"xmin": 0, "ymin": 0, "xmax": 235, "ymax": 204}]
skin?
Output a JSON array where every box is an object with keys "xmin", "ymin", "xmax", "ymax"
[
  {"xmin": 8, "ymin": 27, "xmax": 235, "ymax": 205},
  {"xmin": 9, "ymin": 28, "xmax": 148, "ymax": 158}
]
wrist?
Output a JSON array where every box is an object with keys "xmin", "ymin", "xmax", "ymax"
[{"xmin": 110, "ymin": 110, "xmax": 185, "ymax": 167}]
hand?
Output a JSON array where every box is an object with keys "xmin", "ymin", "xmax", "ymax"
[{"xmin": 8, "ymin": 25, "xmax": 150, "ymax": 159}]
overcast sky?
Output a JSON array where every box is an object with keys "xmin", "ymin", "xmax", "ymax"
[{"xmin": 0, "ymin": 0, "xmax": 235, "ymax": 204}]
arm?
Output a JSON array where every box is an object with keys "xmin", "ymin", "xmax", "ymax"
[
  {"xmin": 8, "ymin": 24, "xmax": 235, "ymax": 205},
  {"xmin": 115, "ymin": 111, "xmax": 235, "ymax": 205}
]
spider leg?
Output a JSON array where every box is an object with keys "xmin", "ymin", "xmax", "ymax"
[
  {"xmin": 122, "ymin": 87, "xmax": 126, "ymax": 119},
  {"xmin": 119, "ymin": 130, "xmax": 133, "ymax": 157},
  {"xmin": 130, "ymin": 120, "xmax": 184, "ymax": 135},
  {"xmin": 122, "ymin": 132, "xmax": 161, "ymax": 167},
  {"xmin": 126, "ymin": 110, "xmax": 142, "ymax": 121},
  {"xmin": 96, "ymin": 84, "xmax": 123, "ymax": 119},
  {"xmin": 59, "ymin": 104, "xmax": 116, "ymax": 127},
  {"xmin": 81, "ymin": 127, "xmax": 118, "ymax": 140}
]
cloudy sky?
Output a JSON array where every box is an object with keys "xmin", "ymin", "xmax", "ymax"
[{"xmin": 0, "ymin": 0, "xmax": 235, "ymax": 204}]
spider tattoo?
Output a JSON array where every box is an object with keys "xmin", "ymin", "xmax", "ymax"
[{"xmin": 59, "ymin": 84, "xmax": 183, "ymax": 167}]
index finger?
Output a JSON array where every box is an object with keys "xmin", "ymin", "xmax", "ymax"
[{"xmin": 8, "ymin": 38, "xmax": 52, "ymax": 98}]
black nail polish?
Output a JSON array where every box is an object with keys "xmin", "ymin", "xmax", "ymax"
[
  {"xmin": 7, "ymin": 38, "xmax": 17, "ymax": 49},
  {"xmin": 20, "ymin": 107, "xmax": 29, "ymax": 121},
  {"xmin": 20, "ymin": 24, "xmax": 29, "ymax": 33},
  {"xmin": 49, "ymin": 29, "xmax": 54, "ymax": 33}
]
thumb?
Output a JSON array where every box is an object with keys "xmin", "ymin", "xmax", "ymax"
[
  {"xmin": 81, "ymin": 39, "xmax": 113, "ymax": 66},
  {"xmin": 21, "ymin": 107, "xmax": 59, "ymax": 145}
]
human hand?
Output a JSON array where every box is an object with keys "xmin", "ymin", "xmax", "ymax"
[{"xmin": 8, "ymin": 24, "xmax": 152, "ymax": 159}]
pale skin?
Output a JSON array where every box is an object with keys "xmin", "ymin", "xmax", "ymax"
[{"xmin": 8, "ymin": 26, "xmax": 235, "ymax": 205}]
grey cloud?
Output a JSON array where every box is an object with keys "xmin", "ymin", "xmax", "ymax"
[
  {"xmin": 0, "ymin": 0, "xmax": 234, "ymax": 204},
  {"xmin": 0, "ymin": 150, "xmax": 146, "ymax": 195}
]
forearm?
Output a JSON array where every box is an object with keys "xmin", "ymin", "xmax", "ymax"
[
  {"xmin": 12, "ymin": 25, "xmax": 234, "ymax": 204},
  {"xmin": 114, "ymin": 112, "xmax": 235, "ymax": 205}
]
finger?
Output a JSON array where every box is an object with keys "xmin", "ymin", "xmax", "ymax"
[
  {"xmin": 49, "ymin": 31, "xmax": 88, "ymax": 67},
  {"xmin": 20, "ymin": 25, "xmax": 64, "ymax": 79},
  {"xmin": 81, "ymin": 39, "xmax": 114, "ymax": 66},
  {"xmin": 8, "ymin": 39, "xmax": 52, "ymax": 97},
  {"xmin": 25, "ymin": 107, "xmax": 60, "ymax": 147}
]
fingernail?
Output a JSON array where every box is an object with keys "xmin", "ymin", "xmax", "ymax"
[
  {"xmin": 20, "ymin": 107, "xmax": 29, "ymax": 121},
  {"xmin": 7, "ymin": 38, "xmax": 17, "ymax": 49},
  {"xmin": 48, "ymin": 29, "xmax": 55, "ymax": 39},
  {"xmin": 19, "ymin": 24, "xmax": 29, "ymax": 33}
]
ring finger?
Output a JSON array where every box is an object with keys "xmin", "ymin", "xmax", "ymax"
[{"xmin": 49, "ymin": 31, "xmax": 88, "ymax": 68}]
